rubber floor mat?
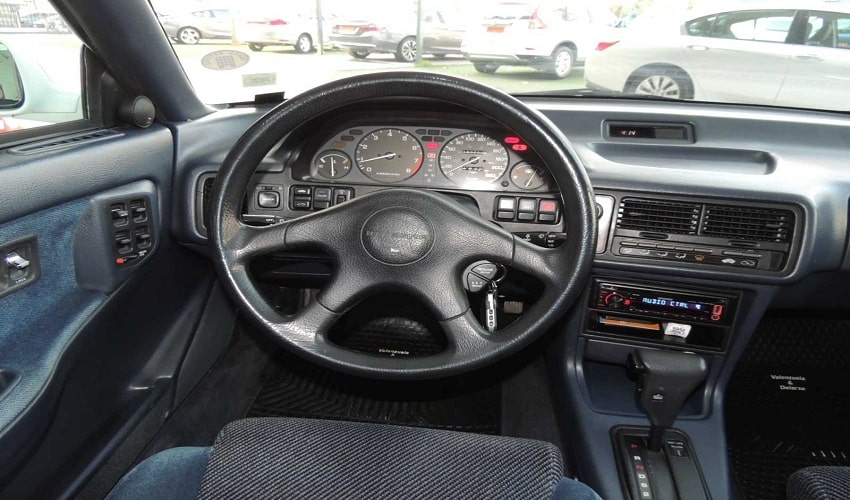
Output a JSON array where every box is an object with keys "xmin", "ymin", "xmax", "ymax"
[
  {"xmin": 247, "ymin": 353, "xmax": 501, "ymax": 435},
  {"xmin": 726, "ymin": 315, "xmax": 850, "ymax": 500}
]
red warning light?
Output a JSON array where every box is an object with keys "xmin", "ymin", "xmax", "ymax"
[
  {"xmin": 512, "ymin": 144, "xmax": 528, "ymax": 152},
  {"xmin": 505, "ymin": 136, "xmax": 521, "ymax": 144},
  {"xmin": 426, "ymin": 142, "xmax": 440, "ymax": 149}
]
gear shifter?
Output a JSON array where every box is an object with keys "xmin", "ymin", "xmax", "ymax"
[{"xmin": 627, "ymin": 348, "xmax": 708, "ymax": 452}]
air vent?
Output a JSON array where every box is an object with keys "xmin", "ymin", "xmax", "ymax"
[
  {"xmin": 702, "ymin": 205, "xmax": 794, "ymax": 242},
  {"xmin": 617, "ymin": 198, "xmax": 701, "ymax": 235},
  {"xmin": 8, "ymin": 129, "xmax": 122, "ymax": 155}
]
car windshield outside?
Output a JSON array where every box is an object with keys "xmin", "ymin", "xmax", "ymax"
[
  {"xmin": 149, "ymin": 0, "xmax": 850, "ymax": 112},
  {"xmin": 0, "ymin": 0, "xmax": 849, "ymax": 134}
]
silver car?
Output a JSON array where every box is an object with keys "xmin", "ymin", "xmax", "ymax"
[
  {"xmin": 161, "ymin": 9, "xmax": 232, "ymax": 45},
  {"xmin": 329, "ymin": 9, "xmax": 464, "ymax": 62}
]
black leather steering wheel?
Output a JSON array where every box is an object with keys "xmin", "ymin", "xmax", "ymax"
[{"xmin": 210, "ymin": 72, "xmax": 596, "ymax": 380}]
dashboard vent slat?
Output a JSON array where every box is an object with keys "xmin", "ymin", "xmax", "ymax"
[
  {"xmin": 8, "ymin": 129, "xmax": 121, "ymax": 155},
  {"xmin": 702, "ymin": 205, "xmax": 794, "ymax": 242},
  {"xmin": 616, "ymin": 198, "xmax": 701, "ymax": 235}
]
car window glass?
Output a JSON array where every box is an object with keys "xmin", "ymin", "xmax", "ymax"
[
  {"xmin": 804, "ymin": 12, "xmax": 850, "ymax": 49},
  {"xmin": 0, "ymin": 10, "xmax": 84, "ymax": 134},
  {"xmin": 713, "ymin": 10, "xmax": 794, "ymax": 43}
]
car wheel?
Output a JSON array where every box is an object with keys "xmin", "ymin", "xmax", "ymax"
[
  {"xmin": 473, "ymin": 62, "xmax": 499, "ymax": 74},
  {"xmin": 626, "ymin": 66, "xmax": 694, "ymax": 100},
  {"xmin": 395, "ymin": 37, "xmax": 417, "ymax": 63},
  {"xmin": 295, "ymin": 34, "xmax": 313, "ymax": 54},
  {"xmin": 349, "ymin": 49, "xmax": 371, "ymax": 59},
  {"xmin": 177, "ymin": 27, "xmax": 201, "ymax": 45},
  {"xmin": 248, "ymin": 43, "xmax": 264, "ymax": 52},
  {"xmin": 546, "ymin": 46, "xmax": 575, "ymax": 79}
]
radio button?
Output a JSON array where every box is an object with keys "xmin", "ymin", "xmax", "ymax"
[
  {"xmin": 693, "ymin": 248, "xmax": 713, "ymax": 254},
  {"xmin": 620, "ymin": 241, "xmax": 639, "ymax": 247},
  {"xmin": 638, "ymin": 243, "xmax": 657, "ymax": 249},
  {"xmin": 656, "ymin": 244, "xmax": 676, "ymax": 251},
  {"xmin": 674, "ymin": 246, "xmax": 694, "ymax": 252}
]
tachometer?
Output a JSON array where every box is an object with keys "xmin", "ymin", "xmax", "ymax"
[
  {"xmin": 355, "ymin": 128, "xmax": 423, "ymax": 183},
  {"xmin": 439, "ymin": 133, "xmax": 508, "ymax": 185}
]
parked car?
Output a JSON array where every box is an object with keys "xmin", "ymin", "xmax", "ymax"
[
  {"xmin": 585, "ymin": 4, "xmax": 850, "ymax": 108},
  {"xmin": 160, "ymin": 8, "xmax": 232, "ymax": 45},
  {"xmin": 329, "ymin": 8, "xmax": 464, "ymax": 62},
  {"xmin": 240, "ymin": 11, "xmax": 332, "ymax": 53},
  {"xmin": 461, "ymin": 0, "xmax": 617, "ymax": 78}
]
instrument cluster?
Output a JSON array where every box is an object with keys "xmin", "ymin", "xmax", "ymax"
[{"xmin": 306, "ymin": 125, "xmax": 554, "ymax": 193}]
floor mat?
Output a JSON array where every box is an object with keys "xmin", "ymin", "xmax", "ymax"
[
  {"xmin": 726, "ymin": 315, "xmax": 850, "ymax": 500},
  {"xmin": 247, "ymin": 352, "xmax": 501, "ymax": 435}
]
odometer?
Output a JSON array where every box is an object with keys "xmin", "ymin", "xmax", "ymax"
[
  {"xmin": 439, "ymin": 133, "xmax": 508, "ymax": 186},
  {"xmin": 355, "ymin": 128, "xmax": 423, "ymax": 183}
]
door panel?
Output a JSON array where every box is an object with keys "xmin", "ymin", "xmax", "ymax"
[{"xmin": 0, "ymin": 124, "xmax": 227, "ymax": 497}]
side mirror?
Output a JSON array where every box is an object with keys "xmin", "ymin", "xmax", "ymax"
[
  {"xmin": 0, "ymin": 43, "xmax": 24, "ymax": 110},
  {"xmin": 0, "ymin": 39, "xmax": 83, "ymax": 128}
]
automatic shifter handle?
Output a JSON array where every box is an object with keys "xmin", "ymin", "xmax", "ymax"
[{"xmin": 627, "ymin": 349, "xmax": 708, "ymax": 452}]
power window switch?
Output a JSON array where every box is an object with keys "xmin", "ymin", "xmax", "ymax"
[{"xmin": 129, "ymin": 199, "xmax": 148, "ymax": 222}]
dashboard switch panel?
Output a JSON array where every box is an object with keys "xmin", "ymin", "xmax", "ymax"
[{"xmin": 289, "ymin": 185, "xmax": 354, "ymax": 212}]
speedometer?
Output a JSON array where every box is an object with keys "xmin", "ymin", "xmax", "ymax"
[
  {"xmin": 439, "ymin": 133, "xmax": 509, "ymax": 185},
  {"xmin": 355, "ymin": 128, "xmax": 423, "ymax": 183}
]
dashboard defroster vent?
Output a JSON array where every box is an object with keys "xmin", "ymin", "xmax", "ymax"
[
  {"xmin": 617, "ymin": 198, "xmax": 701, "ymax": 235},
  {"xmin": 702, "ymin": 205, "xmax": 794, "ymax": 243}
]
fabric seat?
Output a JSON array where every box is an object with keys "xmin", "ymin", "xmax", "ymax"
[
  {"xmin": 108, "ymin": 417, "xmax": 600, "ymax": 499},
  {"xmin": 788, "ymin": 466, "xmax": 850, "ymax": 500}
]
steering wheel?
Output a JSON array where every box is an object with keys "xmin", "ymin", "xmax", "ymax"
[{"xmin": 210, "ymin": 72, "xmax": 596, "ymax": 380}]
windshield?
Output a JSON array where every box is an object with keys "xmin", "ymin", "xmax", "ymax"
[{"xmin": 158, "ymin": 0, "xmax": 850, "ymax": 112}]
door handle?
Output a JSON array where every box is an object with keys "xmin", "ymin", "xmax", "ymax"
[
  {"xmin": 795, "ymin": 54, "xmax": 822, "ymax": 61},
  {"xmin": 687, "ymin": 45, "xmax": 709, "ymax": 51}
]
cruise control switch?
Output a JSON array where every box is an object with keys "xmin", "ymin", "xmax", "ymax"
[{"xmin": 627, "ymin": 349, "xmax": 708, "ymax": 452}]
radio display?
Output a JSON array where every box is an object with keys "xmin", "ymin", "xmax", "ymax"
[{"xmin": 640, "ymin": 297, "xmax": 712, "ymax": 312}]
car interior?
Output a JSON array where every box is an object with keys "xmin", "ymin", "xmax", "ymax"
[{"xmin": 3, "ymin": 0, "xmax": 850, "ymax": 499}]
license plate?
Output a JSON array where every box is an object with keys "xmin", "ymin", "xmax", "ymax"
[{"xmin": 486, "ymin": 26, "xmax": 505, "ymax": 33}]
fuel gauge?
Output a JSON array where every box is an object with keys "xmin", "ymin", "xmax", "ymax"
[
  {"xmin": 510, "ymin": 162, "xmax": 547, "ymax": 190},
  {"xmin": 315, "ymin": 150, "xmax": 352, "ymax": 179}
]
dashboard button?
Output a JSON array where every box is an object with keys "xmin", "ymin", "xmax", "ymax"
[
  {"xmin": 674, "ymin": 246, "xmax": 694, "ymax": 252},
  {"xmin": 517, "ymin": 212, "xmax": 535, "ymax": 221},
  {"xmin": 656, "ymin": 244, "xmax": 675, "ymax": 251},
  {"xmin": 257, "ymin": 191, "xmax": 280, "ymax": 209},
  {"xmin": 313, "ymin": 201, "xmax": 330, "ymax": 210},
  {"xmin": 539, "ymin": 200, "xmax": 558, "ymax": 214},
  {"xmin": 518, "ymin": 198, "xmax": 537, "ymax": 213},
  {"xmin": 313, "ymin": 187, "xmax": 332, "ymax": 202},
  {"xmin": 333, "ymin": 188, "xmax": 353, "ymax": 204},
  {"xmin": 620, "ymin": 241, "xmax": 639, "ymax": 247},
  {"xmin": 293, "ymin": 186, "xmax": 311, "ymax": 196},
  {"xmin": 292, "ymin": 199, "xmax": 311, "ymax": 210},
  {"xmin": 538, "ymin": 213, "xmax": 556, "ymax": 223},
  {"xmin": 497, "ymin": 211, "xmax": 515, "ymax": 221},
  {"xmin": 638, "ymin": 243, "xmax": 657, "ymax": 249},
  {"xmin": 496, "ymin": 196, "xmax": 517, "ymax": 211}
]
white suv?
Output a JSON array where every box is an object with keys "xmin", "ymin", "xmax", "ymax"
[{"xmin": 462, "ymin": 0, "xmax": 616, "ymax": 78}]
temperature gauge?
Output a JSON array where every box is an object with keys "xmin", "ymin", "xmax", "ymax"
[
  {"xmin": 510, "ymin": 162, "xmax": 547, "ymax": 190},
  {"xmin": 315, "ymin": 150, "xmax": 352, "ymax": 179}
]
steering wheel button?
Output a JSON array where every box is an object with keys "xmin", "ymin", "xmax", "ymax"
[
  {"xmin": 518, "ymin": 198, "xmax": 537, "ymax": 213},
  {"xmin": 313, "ymin": 188, "xmax": 332, "ymax": 202},
  {"xmin": 257, "ymin": 191, "xmax": 280, "ymax": 209}
]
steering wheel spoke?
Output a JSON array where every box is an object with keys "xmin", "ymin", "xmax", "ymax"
[
  {"xmin": 221, "ymin": 221, "xmax": 289, "ymax": 264},
  {"xmin": 510, "ymin": 236, "xmax": 560, "ymax": 289},
  {"xmin": 439, "ymin": 310, "xmax": 492, "ymax": 355}
]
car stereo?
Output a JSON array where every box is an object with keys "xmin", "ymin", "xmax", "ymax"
[{"xmin": 593, "ymin": 282, "xmax": 732, "ymax": 325}]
